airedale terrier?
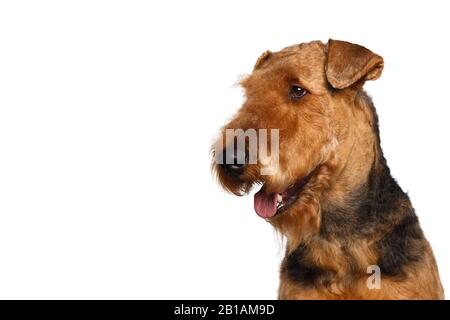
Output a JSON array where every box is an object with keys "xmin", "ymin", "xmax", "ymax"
[{"xmin": 211, "ymin": 39, "xmax": 444, "ymax": 299}]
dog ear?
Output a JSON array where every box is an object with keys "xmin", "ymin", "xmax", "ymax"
[
  {"xmin": 326, "ymin": 39, "xmax": 384, "ymax": 89},
  {"xmin": 253, "ymin": 50, "xmax": 272, "ymax": 70}
]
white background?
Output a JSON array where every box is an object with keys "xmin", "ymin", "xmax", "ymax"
[{"xmin": 0, "ymin": 0, "xmax": 449, "ymax": 299}]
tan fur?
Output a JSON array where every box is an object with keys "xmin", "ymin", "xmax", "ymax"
[{"xmin": 279, "ymin": 245, "xmax": 442, "ymax": 300}]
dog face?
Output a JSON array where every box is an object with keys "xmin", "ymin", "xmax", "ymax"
[{"xmin": 212, "ymin": 40, "xmax": 383, "ymax": 239}]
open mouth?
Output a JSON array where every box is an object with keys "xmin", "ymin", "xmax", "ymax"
[{"xmin": 253, "ymin": 171, "xmax": 314, "ymax": 219}]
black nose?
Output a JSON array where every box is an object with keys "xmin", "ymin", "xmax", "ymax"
[{"xmin": 220, "ymin": 147, "xmax": 247, "ymax": 176}]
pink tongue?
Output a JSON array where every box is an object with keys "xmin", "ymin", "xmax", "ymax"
[{"xmin": 254, "ymin": 187, "xmax": 278, "ymax": 218}]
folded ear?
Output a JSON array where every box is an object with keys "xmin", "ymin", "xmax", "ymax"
[{"xmin": 326, "ymin": 39, "xmax": 384, "ymax": 89}]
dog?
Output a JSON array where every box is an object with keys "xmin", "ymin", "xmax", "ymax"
[{"xmin": 211, "ymin": 39, "xmax": 444, "ymax": 299}]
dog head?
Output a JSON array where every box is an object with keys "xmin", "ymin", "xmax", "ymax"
[{"xmin": 212, "ymin": 39, "xmax": 383, "ymax": 245}]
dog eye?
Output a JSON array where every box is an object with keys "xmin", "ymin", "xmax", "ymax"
[{"xmin": 289, "ymin": 85, "xmax": 307, "ymax": 101}]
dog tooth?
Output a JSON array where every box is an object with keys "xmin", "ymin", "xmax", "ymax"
[{"xmin": 277, "ymin": 194, "xmax": 283, "ymax": 203}]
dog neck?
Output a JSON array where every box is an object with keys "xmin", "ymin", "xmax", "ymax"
[
  {"xmin": 324, "ymin": 90, "xmax": 380, "ymax": 201},
  {"xmin": 316, "ymin": 89, "xmax": 413, "ymax": 240},
  {"xmin": 280, "ymin": 90, "xmax": 421, "ymax": 286}
]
